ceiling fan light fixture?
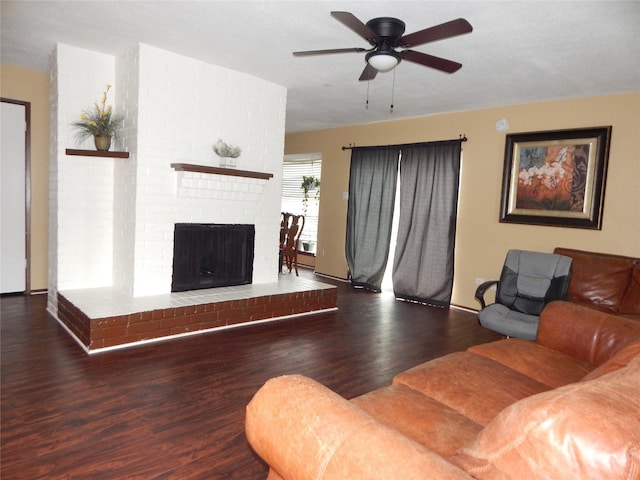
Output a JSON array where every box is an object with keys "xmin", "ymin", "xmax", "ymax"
[
  {"xmin": 366, "ymin": 50, "xmax": 400, "ymax": 72},
  {"xmin": 295, "ymin": 12, "xmax": 472, "ymax": 80}
]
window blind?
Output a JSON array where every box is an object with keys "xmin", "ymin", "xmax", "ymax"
[{"xmin": 281, "ymin": 155, "xmax": 321, "ymax": 248}]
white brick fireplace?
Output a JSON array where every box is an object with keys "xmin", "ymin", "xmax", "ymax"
[{"xmin": 48, "ymin": 43, "xmax": 288, "ymax": 319}]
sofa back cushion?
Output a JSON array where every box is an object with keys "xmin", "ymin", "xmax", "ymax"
[
  {"xmin": 554, "ymin": 247, "xmax": 638, "ymax": 314},
  {"xmin": 537, "ymin": 301, "xmax": 640, "ymax": 366},
  {"xmin": 620, "ymin": 265, "xmax": 640, "ymax": 315},
  {"xmin": 451, "ymin": 359, "xmax": 640, "ymax": 480}
]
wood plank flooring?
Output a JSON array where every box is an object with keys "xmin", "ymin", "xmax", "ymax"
[{"xmin": 1, "ymin": 271, "xmax": 500, "ymax": 479}]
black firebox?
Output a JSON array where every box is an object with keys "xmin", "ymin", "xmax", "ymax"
[{"xmin": 171, "ymin": 223, "xmax": 254, "ymax": 292}]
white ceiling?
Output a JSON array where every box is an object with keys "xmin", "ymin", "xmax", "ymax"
[{"xmin": 2, "ymin": 1, "xmax": 639, "ymax": 133}]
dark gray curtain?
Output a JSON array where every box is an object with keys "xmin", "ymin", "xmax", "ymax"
[
  {"xmin": 345, "ymin": 147, "xmax": 400, "ymax": 292},
  {"xmin": 392, "ymin": 141, "xmax": 462, "ymax": 306}
]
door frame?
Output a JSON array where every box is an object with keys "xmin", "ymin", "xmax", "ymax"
[{"xmin": 1, "ymin": 97, "xmax": 31, "ymax": 294}]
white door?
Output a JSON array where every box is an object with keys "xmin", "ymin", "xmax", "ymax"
[{"xmin": 1, "ymin": 101, "xmax": 27, "ymax": 293}]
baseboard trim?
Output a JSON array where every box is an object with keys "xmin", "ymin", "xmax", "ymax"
[
  {"xmin": 313, "ymin": 272, "xmax": 350, "ymax": 283},
  {"xmin": 451, "ymin": 304, "xmax": 479, "ymax": 314}
]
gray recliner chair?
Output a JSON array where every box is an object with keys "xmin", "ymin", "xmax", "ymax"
[{"xmin": 475, "ymin": 249, "xmax": 572, "ymax": 340}]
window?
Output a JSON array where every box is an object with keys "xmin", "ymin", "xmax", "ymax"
[{"xmin": 281, "ymin": 153, "xmax": 321, "ymax": 253}]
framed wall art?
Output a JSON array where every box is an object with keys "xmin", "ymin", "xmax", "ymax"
[{"xmin": 500, "ymin": 126, "xmax": 612, "ymax": 229}]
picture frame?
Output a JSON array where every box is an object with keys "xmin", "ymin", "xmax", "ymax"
[{"xmin": 500, "ymin": 126, "xmax": 612, "ymax": 229}]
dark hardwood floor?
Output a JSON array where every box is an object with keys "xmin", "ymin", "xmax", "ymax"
[{"xmin": 1, "ymin": 271, "xmax": 500, "ymax": 479}]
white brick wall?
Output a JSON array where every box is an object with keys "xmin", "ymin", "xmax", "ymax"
[
  {"xmin": 175, "ymin": 172, "xmax": 267, "ymax": 202},
  {"xmin": 47, "ymin": 49, "xmax": 60, "ymax": 315},
  {"xmin": 113, "ymin": 47, "xmax": 140, "ymax": 296},
  {"xmin": 50, "ymin": 44, "xmax": 116, "ymax": 300},
  {"xmin": 49, "ymin": 42, "xmax": 286, "ymax": 307},
  {"xmin": 128, "ymin": 44, "xmax": 286, "ymax": 296}
]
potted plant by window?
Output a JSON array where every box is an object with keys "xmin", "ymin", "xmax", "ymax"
[
  {"xmin": 301, "ymin": 240, "xmax": 316, "ymax": 253},
  {"xmin": 300, "ymin": 175, "xmax": 320, "ymax": 253},
  {"xmin": 300, "ymin": 175, "xmax": 320, "ymax": 216},
  {"xmin": 71, "ymin": 84, "xmax": 123, "ymax": 151}
]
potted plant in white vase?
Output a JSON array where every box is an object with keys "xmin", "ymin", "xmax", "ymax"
[{"xmin": 213, "ymin": 139, "xmax": 242, "ymax": 168}]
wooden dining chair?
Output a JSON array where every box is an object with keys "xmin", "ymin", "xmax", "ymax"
[{"xmin": 279, "ymin": 212, "xmax": 305, "ymax": 276}]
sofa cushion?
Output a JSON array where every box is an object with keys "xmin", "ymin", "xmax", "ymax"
[
  {"xmin": 554, "ymin": 247, "xmax": 635, "ymax": 314},
  {"xmin": 582, "ymin": 339, "xmax": 640, "ymax": 381},
  {"xmin": 451, "ymin": 359, "xmax": 640, "ymax": 480},
  {"xmin": 393, "ymin": 352, "xmax": 549, "ymax": 426},
  {"xmin": 620, "ymin": 264, "xmax": 640, "ymax": 315},
  {"xmin": 352, "ymin": 384, "xmax": 483, "ymax": 458},
  {"xmin": 468, "ymin": 339, "xmax": 592, "ymax": 388}
]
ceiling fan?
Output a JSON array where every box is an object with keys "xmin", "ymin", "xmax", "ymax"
[{"xmin": 293, "ymin": 11, "xmax": 473, "ymax": 81}]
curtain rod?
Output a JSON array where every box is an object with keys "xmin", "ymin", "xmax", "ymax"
[{"xmin": 341, "ymin": 134, "xmax": 468, "ymax": 151}]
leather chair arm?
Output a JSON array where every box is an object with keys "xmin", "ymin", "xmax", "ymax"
[{"xmin": 475, "ymin": 280, "xmax": 499, "ymax": 309}]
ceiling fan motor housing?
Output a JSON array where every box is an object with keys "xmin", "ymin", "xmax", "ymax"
[
  {"xmin": 364, "ymin": 17, "xmax": 405, "ymax": 71},
  {"xmin": 365, "ymin": 17, "xmax": 406, "ymax": 47}
]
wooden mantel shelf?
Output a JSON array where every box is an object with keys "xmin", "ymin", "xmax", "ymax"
[
  {"xmin": 66, "ymin": 148, "xmax": 130, "ymax": 158},
  {"xmin": 171, "ymin": 163, "xmax": 273, "ymax": 180}
]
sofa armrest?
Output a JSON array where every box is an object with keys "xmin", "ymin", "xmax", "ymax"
[
  {"xmin": 536, "ymin": 301, "xmax": 640, "ymax": 366},
  {"xmin": 246, "ymin": 375, "xmax": 472, "ymax": 480}
]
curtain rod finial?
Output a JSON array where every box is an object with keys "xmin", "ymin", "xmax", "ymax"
[{"xmin": 460, "ymin": 134, "xmax": 467, "ymax": 142}]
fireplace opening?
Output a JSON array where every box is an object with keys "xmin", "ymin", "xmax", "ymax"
[{"xmin": 171, "ymin": 223, "xmax": 254, "ymax": 292}]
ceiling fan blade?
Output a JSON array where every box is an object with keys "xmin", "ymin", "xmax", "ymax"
[
  {"xmin": 358, "ymin": 63, "xmax": 378, "ymax": 81},
  {"xmin": 400, "ymin": 18, "xmax": 472, "ymax": 48},
  {"xmin": 293, "ymin": 47, "xmax": 367, "ymax": 56},
  {"xmin": 331, "ymin": 11, "xmax": 378, "ymax": 43},
  {"xmin": 401, "ymin": 50, "xmax": 463, "ymax": 73}
]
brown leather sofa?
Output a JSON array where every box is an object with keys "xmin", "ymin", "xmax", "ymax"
[
  {"xmin": 554, "ymin": 247, "xmax": 640, "ymax": 320},
  {"xmin": 246, "ymin": 301, "xmax": 640, "ymax": 479}
]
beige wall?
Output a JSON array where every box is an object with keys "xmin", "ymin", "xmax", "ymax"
[
  {"xmin": 3, "ymin": 63, "xmax": 638, "ymax": 304},
  {"xmin": 1, "ymin": 64, "xmax": 49, "ymax": 291},
  {"xmin": 285, "ymin": 93, "xmax": 640, "ymax": 309}
]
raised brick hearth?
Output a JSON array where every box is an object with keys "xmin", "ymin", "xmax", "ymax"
[{"xmin": 56, "ymin": 276, "xmax": 337, "ymax": 353}]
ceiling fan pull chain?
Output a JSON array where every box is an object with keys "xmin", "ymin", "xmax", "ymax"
[
  {"xmin": 390, "ymin": 68, "xmax": 396, "ymax": 113},
  {"xmin": 366, "ymin": 80, "xmax": 370, "ymax": 110}
]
